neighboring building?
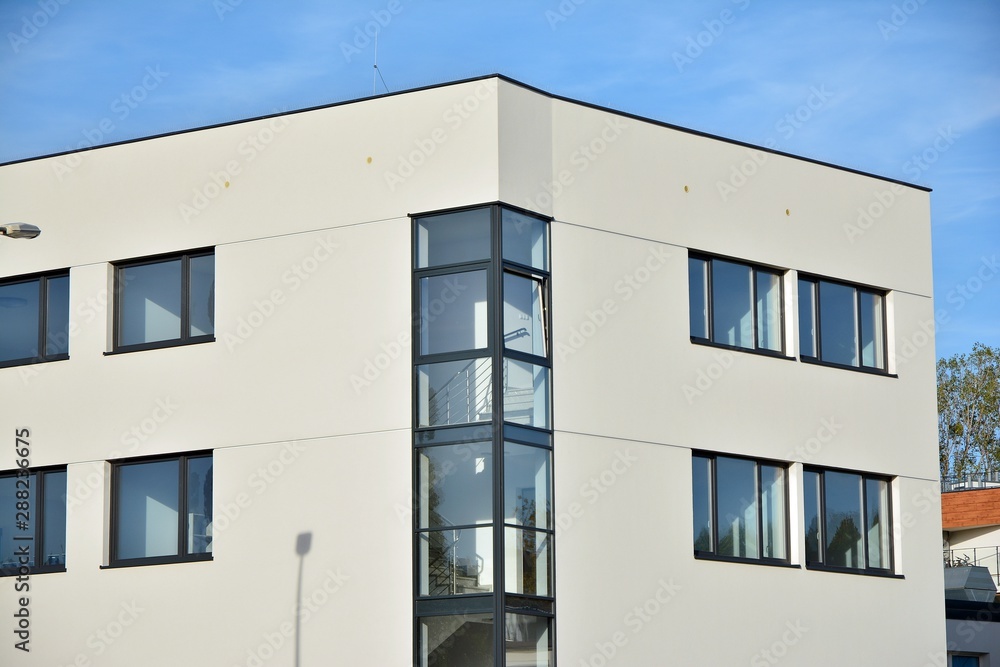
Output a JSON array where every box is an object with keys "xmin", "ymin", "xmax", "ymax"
[
  {"xmin": 944, "ymin": 567, "xmax": 1000, "ymax": 665},
  {"xmin": 943, "ymin": 485, "xmax": 1000, "ymax": 587},
  {"xmin": 0, "ymin": 75, "xmax": 943, "ymax": 665}
]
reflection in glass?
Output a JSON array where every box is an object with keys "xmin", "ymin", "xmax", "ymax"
[
  {"xmin": 120, "ymin": 260, "xmax": 182, "ymax": 346},
  {"xmin": 692, "ymin": 456, "xmax": 712, "ymax": 552},
  {"xmin": 819, "ymin": 281, "xmax": 857, "ymax": 366},
  {"xmin": 0, "ymin": 474, "xmax": 36, "ymax": 569},
  {"xmin": 0, "ymin": 280, "xmax": 40, "ymax": 362},
  {"xmin": 187, "ymin": 457, "xmax": 213, "ymax": 554},
  {"xmin": 502, "ymin": 208, "xmax": 548, "ymax": 271},
  {"xmin": 504, "ymin": 443, "xmax": 551, "ymax": 530},
  {"xmin": 824, "ymin": 471, "xmax": 862, "ymax": 568},
  {"xmin": 755, "ymin": 271, "xmax": 782, "ymax": 352},
  {"xmin": 42, "ymin": 471, "xmax": 67, "ymax": 567},
  {"xmin": 712, "ymin": 260, "xmax": 753, "ymax": 348},
  {"xmin": 803, "ymin": 471, "xmax": 820, "ymax": 563},
  {"xmin": 418, "ymin": 613, "xmax": 494, "ymax": 667},
  {"xmin": 420, "ymin": 270, "xmax": 489, "ymax": 355},
  {"xmin": 503, "ymin": 272, "xmax": 547, "ymax": 357},
  {"xmin": 417, "ymin": 359, "xmax": 493, "ymax": 427},
  {"xmin": 798, "ymin": 280, "xmax": 817, "ymax": 358},
  {"xmin": 418, "ymin": 443, "xmax": 493, "ymax": 529},
  {"xmin": 760, "ymin": 464, "xmax": 786, "ymax": 559},
  {"xmin": 505, "ymin": 613, "xmax": 553, "ymax": 666},
  {"xmin": 504, "ymin": 527, "xmax": 552, "ymax": 596},
  {"xmin": 715, "ymin": 456, "xmax": 758, "ymax": 558},
  {"xmin": 45, "ymin": 275, "xmax": 70, "ymax": 356},
  {"xmin": 416, "ymin": 208, "xmax": 492, "ymax": 268},
  {"xmin": 419, "ymin": 527, "xmax": 494, "ymax": 596},
  {"xmin": 189, "ymin": 254, "xmax": 215, "ymax": 338},
  {"xmin": 116, "ymin": 460, "xmax": 179, "ymax": 560},
  {"xmin": 860, "ymin": 291, "xmax": 884, "ymax": 369},
  {"xmin": 866, "ymin": 478, "xmax": 890, "ymax": 569},
  {"xmin": 688, "ymin": 258, "xmax": 708, "ymax": 339},
  {"xmin": 503, "ymin": 361, "xmax": 549, "ymax": 429}
]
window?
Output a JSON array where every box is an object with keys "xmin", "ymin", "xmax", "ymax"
[
  {"xmin": 0, "ymin": 271, "xmax": 69, "ymax": 368},
  {"xmin": 689, "ymin": 254, "xmax": 783, "ymax": 353},
  {"xmin": 692, "ymin": 453, "xmax": 788, "ymax": 562},
  {"xmin": 0, "ymin": 468, "xmax": 67, "ymax": 575},
  {"xmin": 114, "ymin": 250, "xmax": 214, "ymax": 352},
  {"xmin": 110, "ymin": 453, "xmax": 212, "ymax": 566},
  {"xmin": 803, "ymin": 468, "xmax": 892, "ymax": 572},
  {"xmin": 950, "ymin": 656, "xmax": 980, "ymax": 667},
  {"xmin": 798, "ymin": 276, "xmax": 885, "ymax": 371}
]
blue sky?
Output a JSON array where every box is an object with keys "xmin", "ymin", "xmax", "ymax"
[{"xmin": 1, "ymin": 0, "xmax": 997, "ymax": 360}]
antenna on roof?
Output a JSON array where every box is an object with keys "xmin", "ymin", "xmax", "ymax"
[{"xmin": 373, "ymin": 31, "xmax": 389, "ymax": 94}]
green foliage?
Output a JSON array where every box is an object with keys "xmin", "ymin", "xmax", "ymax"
[{"xmin": 938, "ymin": 343, "xmax": 1000, "ymax": 478}]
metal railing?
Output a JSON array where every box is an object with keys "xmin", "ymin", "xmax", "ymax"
[
  {"xmin": 944, "ymin": 546, "xmax": 1000, "ymax": 586},
  {"xmin": 942, "ymin": 472, "xmax": 1000, "ymax": 493}
]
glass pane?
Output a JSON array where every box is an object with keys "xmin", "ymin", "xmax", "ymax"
[
  {"xmin": 824, "ymin": 471, "xmax": 863, "ymax": 568},
  {"xmin": 418, "ymin": 613, "xmax": 494, "ymax": 667},
  {"xmin": 187, "ymin": 457, "xmax": 213, "ymax": 555},
  {"xmin": 504, "ymin": 443, "xmax": 551, "ymax": 530},
  {"xmin": 503, "ymin": 273, "xmax": 547, "ymax": 358},
  {"xmin": 952, "ymin": 657, "xmax": 980, "ymax": 667},
  {"xmin": 818, "ymin": 281, "xmax": 857, "ymax": 366},
  {"xmin": 416, "ymin": 208, "xmax": 491, "ymax": 268},
  {"xmin": 418, "ymin": 527, "xmax": 494, "ymax": 596},
  {"xmin": 503, "ymin": 361, "xmax": 550, "ymax": 429},
  {"xmin": 189, "ymin": 254, "xmax": 215, "ymax": 338},
  {"xmin": 859, "ymin": 291, "xmax": 884, "ymax": 369},
  {"xmin": 755, "ymin": 270, "xmax": 782, "ymax": 352},
  {"xmin": 711, "ymin": 260, "xmax": 753, "ymax": 348},
  {"xmin": 45, "ymin": 275, "xmax": 70, "ymax": 356},
  {"xmin": 688, "ymin": 258, "xmax": 708, "ymax": 339},
  {"xmin": 0, "ymin": 473, "xmax": 36, "ymax": 570},
  {"xmin": 715, "ymin": 457, "xmax": 758, "ymax": 558},
  {"xmin": 119, "ymin": 260, "xmax": 182, "ymax": 346},
  {"xmin": 692, "ymin": 456, "xmax": 713, "ymax": 552},
  {"xmin": 420, "ymin": 270, "xmax": 489, "ymax": 355},
  {"xmin": 798, "ymin": 280, "xmax": 816, "ymax": 358},
  {"xmin": 760, "ymin": 465, "xmax": 786, "ymax": 559},
  {"xmin": 0, "ymin": 279, "xmax": 40, "ymax": 362},
  {"xmin": 866, "ymin": 478, "xmax": 891, "ymax": 569},
  {"xmin": 116, "ymin": 460, "xmax": 179, "ymax": 560},
  {"xmin": 417, "ymin": 359, "xmax": 493, "ymax": 427},
  {"xmin": 505, "ymin": 613, "xmax": 553, "ymax": 666},
  {"xmin": 803, "ymin": 471, "xmax": 820, "ymax": 563},
  {"xmin": 502, "ymin": 208, "xmax": 548, "ymax": 271},
  {"xmin": 505, "ymin": 527, "xmax": 552, "ymax": 596},
  {"xmin": 41, "ymin": 470, "xmax": 67, "ymax": 567},
  {"xmin": 418, "ymin": 443, "xmax": 493, "ymax": 529}
]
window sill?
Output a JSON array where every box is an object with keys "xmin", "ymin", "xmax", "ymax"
[
  {"xmin": 694, "ymin": 552, "xmax": 799, "ymax": 569},
  {"xmin": 0, "ymin": 566, "xmax": 66, "ymax": 577},
  {"xmin": 799, "ymin": 356, "xmax": 897, "ymax": 377},
  {"xmin": 101, "ymin": 554, "xmax": 212, "ymax": 569},
  {"xmin": 105, "ymin": 336, "xmax": 214, "ymax": 356},
  {"xmin": 689, "ymin": 337, "xmax": 795, "ymax": 361},
  {"xmin": 804, "ymin": 563, "xmax": 902, "ymax": 578},
  {"xmin": 0, "ymin": 354, "xmax": 69, "ymax": 370}
]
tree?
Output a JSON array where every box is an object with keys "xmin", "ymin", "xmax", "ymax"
[{"xmin": 938, "ymin": 343, "xmax": 1000, "ymax": 479}]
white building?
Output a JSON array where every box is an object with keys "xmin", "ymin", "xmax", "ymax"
[{"xmin": 0, "ymin": 75, "xmax": 944, "ymax": 665}]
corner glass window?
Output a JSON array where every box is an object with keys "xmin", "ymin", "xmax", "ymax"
[
  {"xmin": 418, "ymin": 613, "xmax": 494, "ymax": 665},
  {"xmin": 798, "ymin": 276, "xmax": 886, "ymax": 371},
  {"xmin": 688, "ymin": 255, "xmax": 783, "ymax": 353},
  {"xmin": 415, "ymin": 208, "xmax": 491, "ymax": 269},
  {"xmin": 501, "ymin": 208, "xmax": 548, "ymax": 271},
  {"xmin": 115, "ymin": 250, "xmax": 214, "ymax": 351},
  {"xmin": 417, "ymin": 359, "xmax": 493, "ymax": 428},
  {"xmin": 503, "ymin": 272, "xmax": 548, "ymax": 358},
  {"xmin": 419, "ymin": 270, "xmax": 489, "ymax": 356},
  {"xmin": 0, "ymin": 468, "xmax": 66, "ymax": 575},
  {"xmin": 0, "ymin": 271, "xmax": 70, "ymax": 367},
  {"xmin": 505, "ymin": 614, "xmax": 553, "ymax": 666},
  {"xmin": 503, "ymin": 361, "xmax": 550, "ymax": 429}
]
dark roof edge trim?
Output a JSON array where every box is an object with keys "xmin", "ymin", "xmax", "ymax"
[{"xmin": 0, "ymin": 73, "xmax": 932, "ymax": 193}]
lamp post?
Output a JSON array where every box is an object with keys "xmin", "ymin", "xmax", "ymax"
[{"xmin": 0, "ymin": 223, "xmax": 41, "ymax": 239}]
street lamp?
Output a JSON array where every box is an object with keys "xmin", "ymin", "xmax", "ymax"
[{"xmin": 0, "ymin": 223, "xmax": 41, "ymax": 239}]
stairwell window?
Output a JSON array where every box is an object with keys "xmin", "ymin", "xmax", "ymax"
[
  {"xmin": 798, "ymin": 276, "xmax": 886, "ymax": 371},
  {"xmin": 0, "ymin": 271, "xmax": 70, "ymax": 368},
  {"xmin": 113, "ymin": 249, "xmax": 214, "ymax": 353},
  {"xmin": 692, "ymin": 453, "xmax": 788, "ymax": 563},
  {"xmin": 689, "ymin": 254, "xmax": 784, "ymax": 354}
]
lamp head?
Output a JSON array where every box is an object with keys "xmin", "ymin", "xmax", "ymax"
[{"xmin": 0, "ymin": 223, "xmax": 41, "ymax": 239}]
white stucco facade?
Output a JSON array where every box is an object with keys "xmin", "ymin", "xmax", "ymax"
[{"xmin": 0, "ymin": 75, "xmax": 943, "ymax": 665}]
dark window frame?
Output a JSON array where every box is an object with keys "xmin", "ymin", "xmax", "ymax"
[
  {"xmin": 803, "ymin": 465, "xmax": 896, "ymax": 576},
  {"xmin": 107, "ymin": 451, "xmax": 213, "ymax": 568},
  {"xmin": 110, "ymin": 248, "xmax": 215, "ymax": 354},
  {"xmin": 0, "ymin": 466, "xmax": 67, "ymax": 576},
  {"xmin": 0, "ymin": 269, "xmax": 70, "ymax": 369},
  {"xmin": 692, "ymin": 451, "xmax": 792, "ymax": 567},
  {"xmin": 797, "ymin": 274, "xmax": 890, "ymax": 374},
  {"xmin": 688, "ymin": 252, "xmax": 788, "ymax": 358}
]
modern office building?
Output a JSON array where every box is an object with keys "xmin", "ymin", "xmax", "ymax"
[{"xmin": 0, "ymin": 74, "xmax": 944, "ymax": 665}]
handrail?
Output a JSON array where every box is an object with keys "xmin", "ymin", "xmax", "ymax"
[{"xmin": 943, "ymin": 546, "xmax": 1000, "ymax": 586}]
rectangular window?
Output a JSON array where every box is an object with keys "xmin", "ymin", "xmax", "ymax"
[
  {"xmin": 692, "ymin": 453, "xmax": 788, "ymax": 563},
  {"xmin": 0, "ymin": 468, "xmax": 66, "ymax": 575},
  {"xmin": 0, "ymin": 271, "xmax": 70, "ymax": 368},
  {"xmin": 688, "ymin": 255, "xmax": 783, "ymax": 354},
  {"xmin": 114, "ymin": 250, "xmax": 214, "ymax": 352},
  {"xmin": 110, "ymin": 453, "xmax": 212, "ymax": 566},
  {"xmin": 798, "ymin": 276, "xmax": 886, "ymax": 371},
  {"xmin": 803, "ymin": 467, "xmax": 892, "ymax": 572}
]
